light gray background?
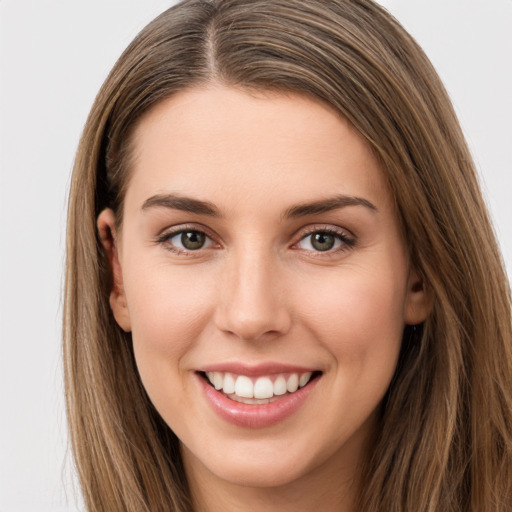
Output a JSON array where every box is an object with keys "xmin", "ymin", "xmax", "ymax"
[{"xmin": 1, "ymin": 1, "xmax": 510, "ymax": 510}]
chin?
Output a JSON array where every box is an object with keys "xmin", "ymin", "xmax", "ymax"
[
  {"xmin": 183, "ymin": 439, "xmax": 320, "ymax": 489},
  {"xmin": 208, "ymin": 457, "xmax": 310, "ymax": 489}
]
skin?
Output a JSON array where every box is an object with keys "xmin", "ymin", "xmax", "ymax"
[{"xmin": 98, "ymin": 85, "xmax": 431, "ymax": 512}]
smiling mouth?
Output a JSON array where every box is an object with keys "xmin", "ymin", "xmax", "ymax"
[{"xmin": 200, "ymin": 370, "xmax": 322, "ymax": 405}]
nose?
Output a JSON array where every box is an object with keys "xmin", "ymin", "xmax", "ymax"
[{"xmin": 214, "ymin": 248, "xmax": 292, "ymax": 342}]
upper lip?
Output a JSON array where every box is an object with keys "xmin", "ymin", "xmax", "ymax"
[{"xmin": 197, "ymin": 362, "xmax": 320, "ymax": 376}]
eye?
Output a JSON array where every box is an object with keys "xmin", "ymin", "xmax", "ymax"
[
  {"xmin": 158, "ymin": 228, "xmax": 216, "ymax": 253},
  {"xmin": 296, "ymin": 229, "xmax": 354, "ymax": 253}
]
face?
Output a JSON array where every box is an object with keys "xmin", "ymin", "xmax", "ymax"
[{"xmin": 99, "ymin": 85, "xmax": 430, "ymax": 494}]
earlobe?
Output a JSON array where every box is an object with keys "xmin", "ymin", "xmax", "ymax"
[
  {"xmin": 97, "ymin": 208, "xmax": 132, "ymax": 332},
  {"xmin": 404, "ymin": 267, "xmax": 433, "ymax": 325}
]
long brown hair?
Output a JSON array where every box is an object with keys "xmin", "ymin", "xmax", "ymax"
[{"xmin": 64, "ymin": 1, "xmax": 512, "ymax": 510}]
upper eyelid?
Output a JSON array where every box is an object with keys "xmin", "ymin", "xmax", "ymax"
[
  {"xmin": 157, "ymin": 223, "xmax": 218, "ymax": 241},
  {"xmin": 292, "ymin": 224, "xmax": 354, "ymax": 241},
  {"xmin": 290, "ymin": 225, "xmax": 357, "ymax": 255},
  {"xmin": 156, "ymin": 225, "xmax": 219, "ymax": 254},
  {"xmin": 155, "ymin": 223, "xmax": 355, "ymax": 248}
]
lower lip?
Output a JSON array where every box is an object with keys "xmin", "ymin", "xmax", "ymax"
[{"xmin": 197, "ymin": 374, "xmax": 320, "ymax": 428}]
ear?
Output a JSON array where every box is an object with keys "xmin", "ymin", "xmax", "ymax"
[
  {"xmin": 404, "ymin": 267, "xmax": 433, "ymax": 325},
  {"xmin": 97, "ymin": 208, "xmax": 131, "ymax": 332}
]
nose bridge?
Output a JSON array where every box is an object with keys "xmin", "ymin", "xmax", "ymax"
[{"xmin": 215, "ymin": 243, "xmax": 290, "ymax": 341}]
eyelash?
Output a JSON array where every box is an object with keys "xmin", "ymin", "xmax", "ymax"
[
  {"xmin": 294, "ymin": 226, "xmax": 356, "ymax": 255},
  {"xmin": 155, "ymin": 224, "xmax": 218, "ymax": 256},
  {"xmin": 155, "ymin": 224, "xmax": 356, "ymax": 256}
]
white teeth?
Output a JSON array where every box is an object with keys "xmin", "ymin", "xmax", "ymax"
[
  {"xmin": 204, "ymin": 370, "xmax": 316, "ymax": 399},
  {"xmin": 254, "ymin": 377, "xmax": 274, "ymax": 399},
  {"xmin": 223, "ymin": 373, "xmax": 236, "ymax": 394},
  {"xmin": 287, "ymin": 374, "xmax": 299, "ymax": 393},
  {"xmin": 235, "ymin": 375, "xmax": 254, "ymax": 398},
  {"xmin": 299, "ymin": 371, "xmax": 312, "ymax": 388},
  {"xmin": 229, "ymin": 394, "xmax": 281, "ymax": 405},
  {"xmin": 273, "ymin": 375, "xmax": 287, "ymax": 396},
  {"xmin": 213, "ymin": 372, "xmax": 223, "ymax": 390}
]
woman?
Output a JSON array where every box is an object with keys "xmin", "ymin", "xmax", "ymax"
[{"xmin": 63, "ymin": 0, "xmax": 512, "ymax": 510}]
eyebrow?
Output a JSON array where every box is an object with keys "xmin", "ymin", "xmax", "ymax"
[
  {"xmin": 141, "ymin": 193, "xmax": 221, "ymax": 217},
  {"xmin": 141, "ymin": 192, "xmax": 377, "ymax": 219},
  {"xmin": 283, "ymin": 195, "xmax": 378, "ymax": 219}
]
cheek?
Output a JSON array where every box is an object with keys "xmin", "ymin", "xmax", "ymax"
[
  {"xmin": 122, "ymin": 263, "xmax": 217, "ymax": 387},
  {"xmin": 298, "ymin": 265, "xmax": 407, "ymax": 363},
  {"xmin": 297, "ymin": 267, "xmax": 407, "ymax": 434}
]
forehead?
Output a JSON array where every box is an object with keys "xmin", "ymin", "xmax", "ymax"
[{"xmin": 125, "ymin": 85, "xmax": 390, "ymax": 214}]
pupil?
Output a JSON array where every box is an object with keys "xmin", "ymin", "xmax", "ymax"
[
  {"xmin": 312, "ymin": 232, "xmax": 335, "ymax": 251},
  {"xmin": 181, "ymin": 231, "xmax": 205, "ymax": 250}
]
